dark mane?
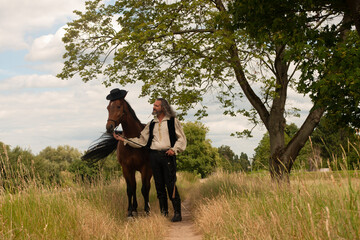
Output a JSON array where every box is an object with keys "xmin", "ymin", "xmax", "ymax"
[{"xmin": 124, "ymin": 99, "xmax": 142, "ymax": 124}]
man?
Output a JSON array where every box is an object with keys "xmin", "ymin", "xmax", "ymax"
[{"xmin": 113, "ymin": 98, "xmax": 187, "ymax": 222}]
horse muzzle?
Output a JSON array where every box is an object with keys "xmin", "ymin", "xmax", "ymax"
[{"xmin": 106, "ymin": 119, "xmax": 118, "ymax": 133}]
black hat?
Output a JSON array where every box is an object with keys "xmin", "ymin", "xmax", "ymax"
[{"xmin": 106, "ymin": 88, "xmax": 127, "ymax": 100}]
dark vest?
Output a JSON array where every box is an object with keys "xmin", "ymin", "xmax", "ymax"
[{"xmin": 146, "ymin": 117, "xmax": 177, "ymax": 148}]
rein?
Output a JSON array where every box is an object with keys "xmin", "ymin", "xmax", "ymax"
[{"xmin": 114, "ymin": 126, "xmax": 150, "ymax": 149}]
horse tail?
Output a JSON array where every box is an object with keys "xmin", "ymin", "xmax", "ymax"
[{"xmin": 82, "ymin": 132, "xmax": 119, "ymax": 163}]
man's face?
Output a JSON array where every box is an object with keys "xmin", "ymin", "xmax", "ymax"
[{"xmin": 152, "ymin": 100, "xmax": 163, "ymax": 116}]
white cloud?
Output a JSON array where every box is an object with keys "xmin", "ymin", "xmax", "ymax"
[
  {"xmin": 0, "ymin": 74, "xmax": 69, "ymax": 90},
  {"xmin": 26, "ymin": 28, "xmax": 66, "ymax": 63},
  {"xmin": 0, "ymin": 0, "xmax": 85, "ymax": 52}
]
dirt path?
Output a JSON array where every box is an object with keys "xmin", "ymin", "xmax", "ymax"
[{"xmin": 164, "ymin": 199, "xmax": 202, "ymax": 240}]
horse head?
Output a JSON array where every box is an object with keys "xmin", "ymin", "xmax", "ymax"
[
  {"xmin": 105, "ymin": 88, "xmax": 128, "ymax": 133},
  {"xmin": 106, "ymin": 99, "xmax": 128, "ymax": 133}
]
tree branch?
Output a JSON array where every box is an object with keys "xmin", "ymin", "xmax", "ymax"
[{"xmin": 284, "ymin": 105, "xmax": 326, "ymax": 169}]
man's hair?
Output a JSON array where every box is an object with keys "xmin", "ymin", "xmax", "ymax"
[{"xmin": 157, "ymin": 98, "xmax": 176, "ymax": 118}]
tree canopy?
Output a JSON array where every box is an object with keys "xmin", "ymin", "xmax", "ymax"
[
  {"xmin": 59, "ymin": 0, "xmax": 360, "ymax": 180},
  {"xmin": 178, "ymin": 121, "xmax": 220, "ymax": 178}
]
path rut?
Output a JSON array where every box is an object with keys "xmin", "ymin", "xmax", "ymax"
[{"xmin": 164, "ymin": 199, "xmax": 202, "ymax": 240}]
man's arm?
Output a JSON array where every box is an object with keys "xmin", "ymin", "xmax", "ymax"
[
  {"xmin": 113, "ymin": 123, "xmax": 150, "ymax": 148},
  {"xmin": 170, "ymin": 118, "xmax": 187, "ymax": 155}
]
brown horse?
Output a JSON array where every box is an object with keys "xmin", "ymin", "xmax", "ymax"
[{"xmin": 82, "ymin": 92, "xmax": 152, "ymax": 217}]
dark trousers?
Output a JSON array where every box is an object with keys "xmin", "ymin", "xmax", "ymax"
[{"xmin": 149, "ymin": 150, "xmax": 180, "ymax": 202}]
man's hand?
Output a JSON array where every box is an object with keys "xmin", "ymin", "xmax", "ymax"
[
  {"xmin": 166, "ymin": 149, "xmax": 175, "ymax": 156},
  {"xmin": 113, "ymin": 132, "xmax": 125, "ymax": 142}
]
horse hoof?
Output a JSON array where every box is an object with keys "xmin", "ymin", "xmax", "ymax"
[{"xmin": 127, "ymin": 211, "xmax": 138, "ymax": 218}]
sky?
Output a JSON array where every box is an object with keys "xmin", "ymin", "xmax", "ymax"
[{"xmin": 0, "ymin": 0, "xmax": 312, "ymax": 159}]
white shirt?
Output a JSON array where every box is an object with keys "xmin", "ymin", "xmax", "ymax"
[{"xmin": 124, "ymin": 115, "xmax": 187, "ymax": 155}]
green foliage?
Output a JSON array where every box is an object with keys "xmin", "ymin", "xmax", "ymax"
[
  {"xmin": 177, "ymin": 122, "xmax": 220, "ymax": 178},
  {"xmin": 252, "ymin": 132, "xmax": 271, "ymax": 171},
  {"xmin": 37, "ymin": 145, "xmax": 83, "ymax": 183},
  {"xmin": 38, "ymin": 145, "xmax": 81, "ymax": 164},
  {"xmin": 58, "ymin": 0, "xmax": 360, "ymax": 177},
  {"xmin": 252, "ymin": 124, "xmax": 312, "ymax": 171},
  {"xmin": 0, "ymin": 142, "xmax": 122, "ymax": 190},
  {"xmin": 68, "ymin": 153, "xmax": 121, "ymax": 182},
  {"xmin": 0, "ymin": 143, "xmax": 68, "ymax": 190},
  {"xmin": 298, "ymin": 31, "xmax": 360, "ymax": 128},
  {"xmin": 217, "ymin": 145, "xmax": 250, "ymax": 172},
  {"xmin": 57, "ymin": 0, "xmax": 252, "ymax": 119},
  {"xmin": 311, "ymin": 115, "xmax": 360, "ymax": 170}
]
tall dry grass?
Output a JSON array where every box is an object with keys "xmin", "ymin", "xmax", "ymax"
[
  {"xmin": 190, "ymin": 169, "xmax": 359, "ymax": 240},
  {"xmin": 0, "ymin": 145, "xmax": 171, "ymax": 240},
  {"xmin": 188, "ymin": 134, "xmax": 360, "ymax": 239},
  {"xmin": 2, "ymin": 139, "xmax": 360, "ymax": 239},
  {"xmin": 0, "ymin": 183, "xmax": 169, "ymax": 239}
]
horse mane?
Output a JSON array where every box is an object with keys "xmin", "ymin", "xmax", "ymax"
[{"xmin": 123, "ymin": 99, "xmax": 142, "ymax": 125}]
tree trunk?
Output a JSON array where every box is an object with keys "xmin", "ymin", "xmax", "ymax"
[
  {"xmin": 267, "ymin": 45, "xmax": 289, "ymax": 182},
  {"xmin": 269, "ymin": 106, "xmax": 326, "ymax": 182}
]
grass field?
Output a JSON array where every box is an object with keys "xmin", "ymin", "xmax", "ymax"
[
  {"xmin": 191, "ymin": 170, "xmax": 360, "ymax": 240},
  {"xmin": 1, "ymin": 145, "xmax": 359, "ymax": 239},
  {"xmin": 0, "ymin": 177, "xmax": 169, "ymax": 239}
]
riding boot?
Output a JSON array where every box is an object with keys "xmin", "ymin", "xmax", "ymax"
[
  {"xmin": 171, "ymin": 199, "xmax": 182, "ymax": 222},
  {"xmin": 159, "ymin": 198, "xmax": 168, "ymax": 217}
]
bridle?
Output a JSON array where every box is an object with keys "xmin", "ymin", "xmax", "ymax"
[
  {"xmin": 107, "ymin": 101, "xmax": 126, "ymax": 128},
  {"xmin": 107, "ymin": 118, "xmax": 118, "ymax": 127},
  {"xmin": 107, "ymin": 111, "xmax": 126, "ymax": 127}
]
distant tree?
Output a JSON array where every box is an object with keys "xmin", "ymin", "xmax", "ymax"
[
  {"xmin": 252, "ymin": 133, "xmax": 271, "ymax": 171},
  {"xmin": 68, "ymin": 159, "xmax": 100, "ymax": 182},
  {"xmin": 218, "ymin": 145, "xmax": 236, "ymax": 171},
  {"xmin": 37, "ymin": 145, "xmax": 82, "ymax": 177},
  {"xmin": 68, "ymin": 152, "xmax": 121, "ymax": 182},
  {"xmin": 218, "ymin": 145, "xmax": 250, "ymax": 172},
  {"xmin": 98, "ymin": 153, "xmax": 122, "ymax": 180},
  {"xmin": 311, "ymin": 115, "xmax": 359, "ymax": 170},
  {"xmin": 0, "ymin": 143, "xmax": 35, "ymax": 189},
  {"xmin": 238, "ymin": 152, "xmax": 251, "ymax": 172},
  {"xmin": 0, "ymin": 143, "xmax": 60, "ymax": 188},
  {"xmin": 39, "ymin": 145, "xmax": 82, "ymax": 164},
  {"xmin": 177, "ymin": 122, "xmax": 220, "ymax": 178}
]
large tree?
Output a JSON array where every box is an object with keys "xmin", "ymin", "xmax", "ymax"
[{"xmin": 59, "ymin": 0, "xmax": 360, "ymax": 181}]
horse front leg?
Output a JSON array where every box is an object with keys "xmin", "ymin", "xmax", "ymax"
[
  {"xmin": 141, "ymin": 168, "xmax": 152, "ymax": 215},
  {"xmin": 125, "ymin": 173, "xmax": 138, "ymax": 217}
]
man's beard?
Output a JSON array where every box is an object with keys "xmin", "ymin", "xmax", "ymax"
[{"xmin": 152, "ymin": 109, "xmax": 160, "ymax": 116}]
